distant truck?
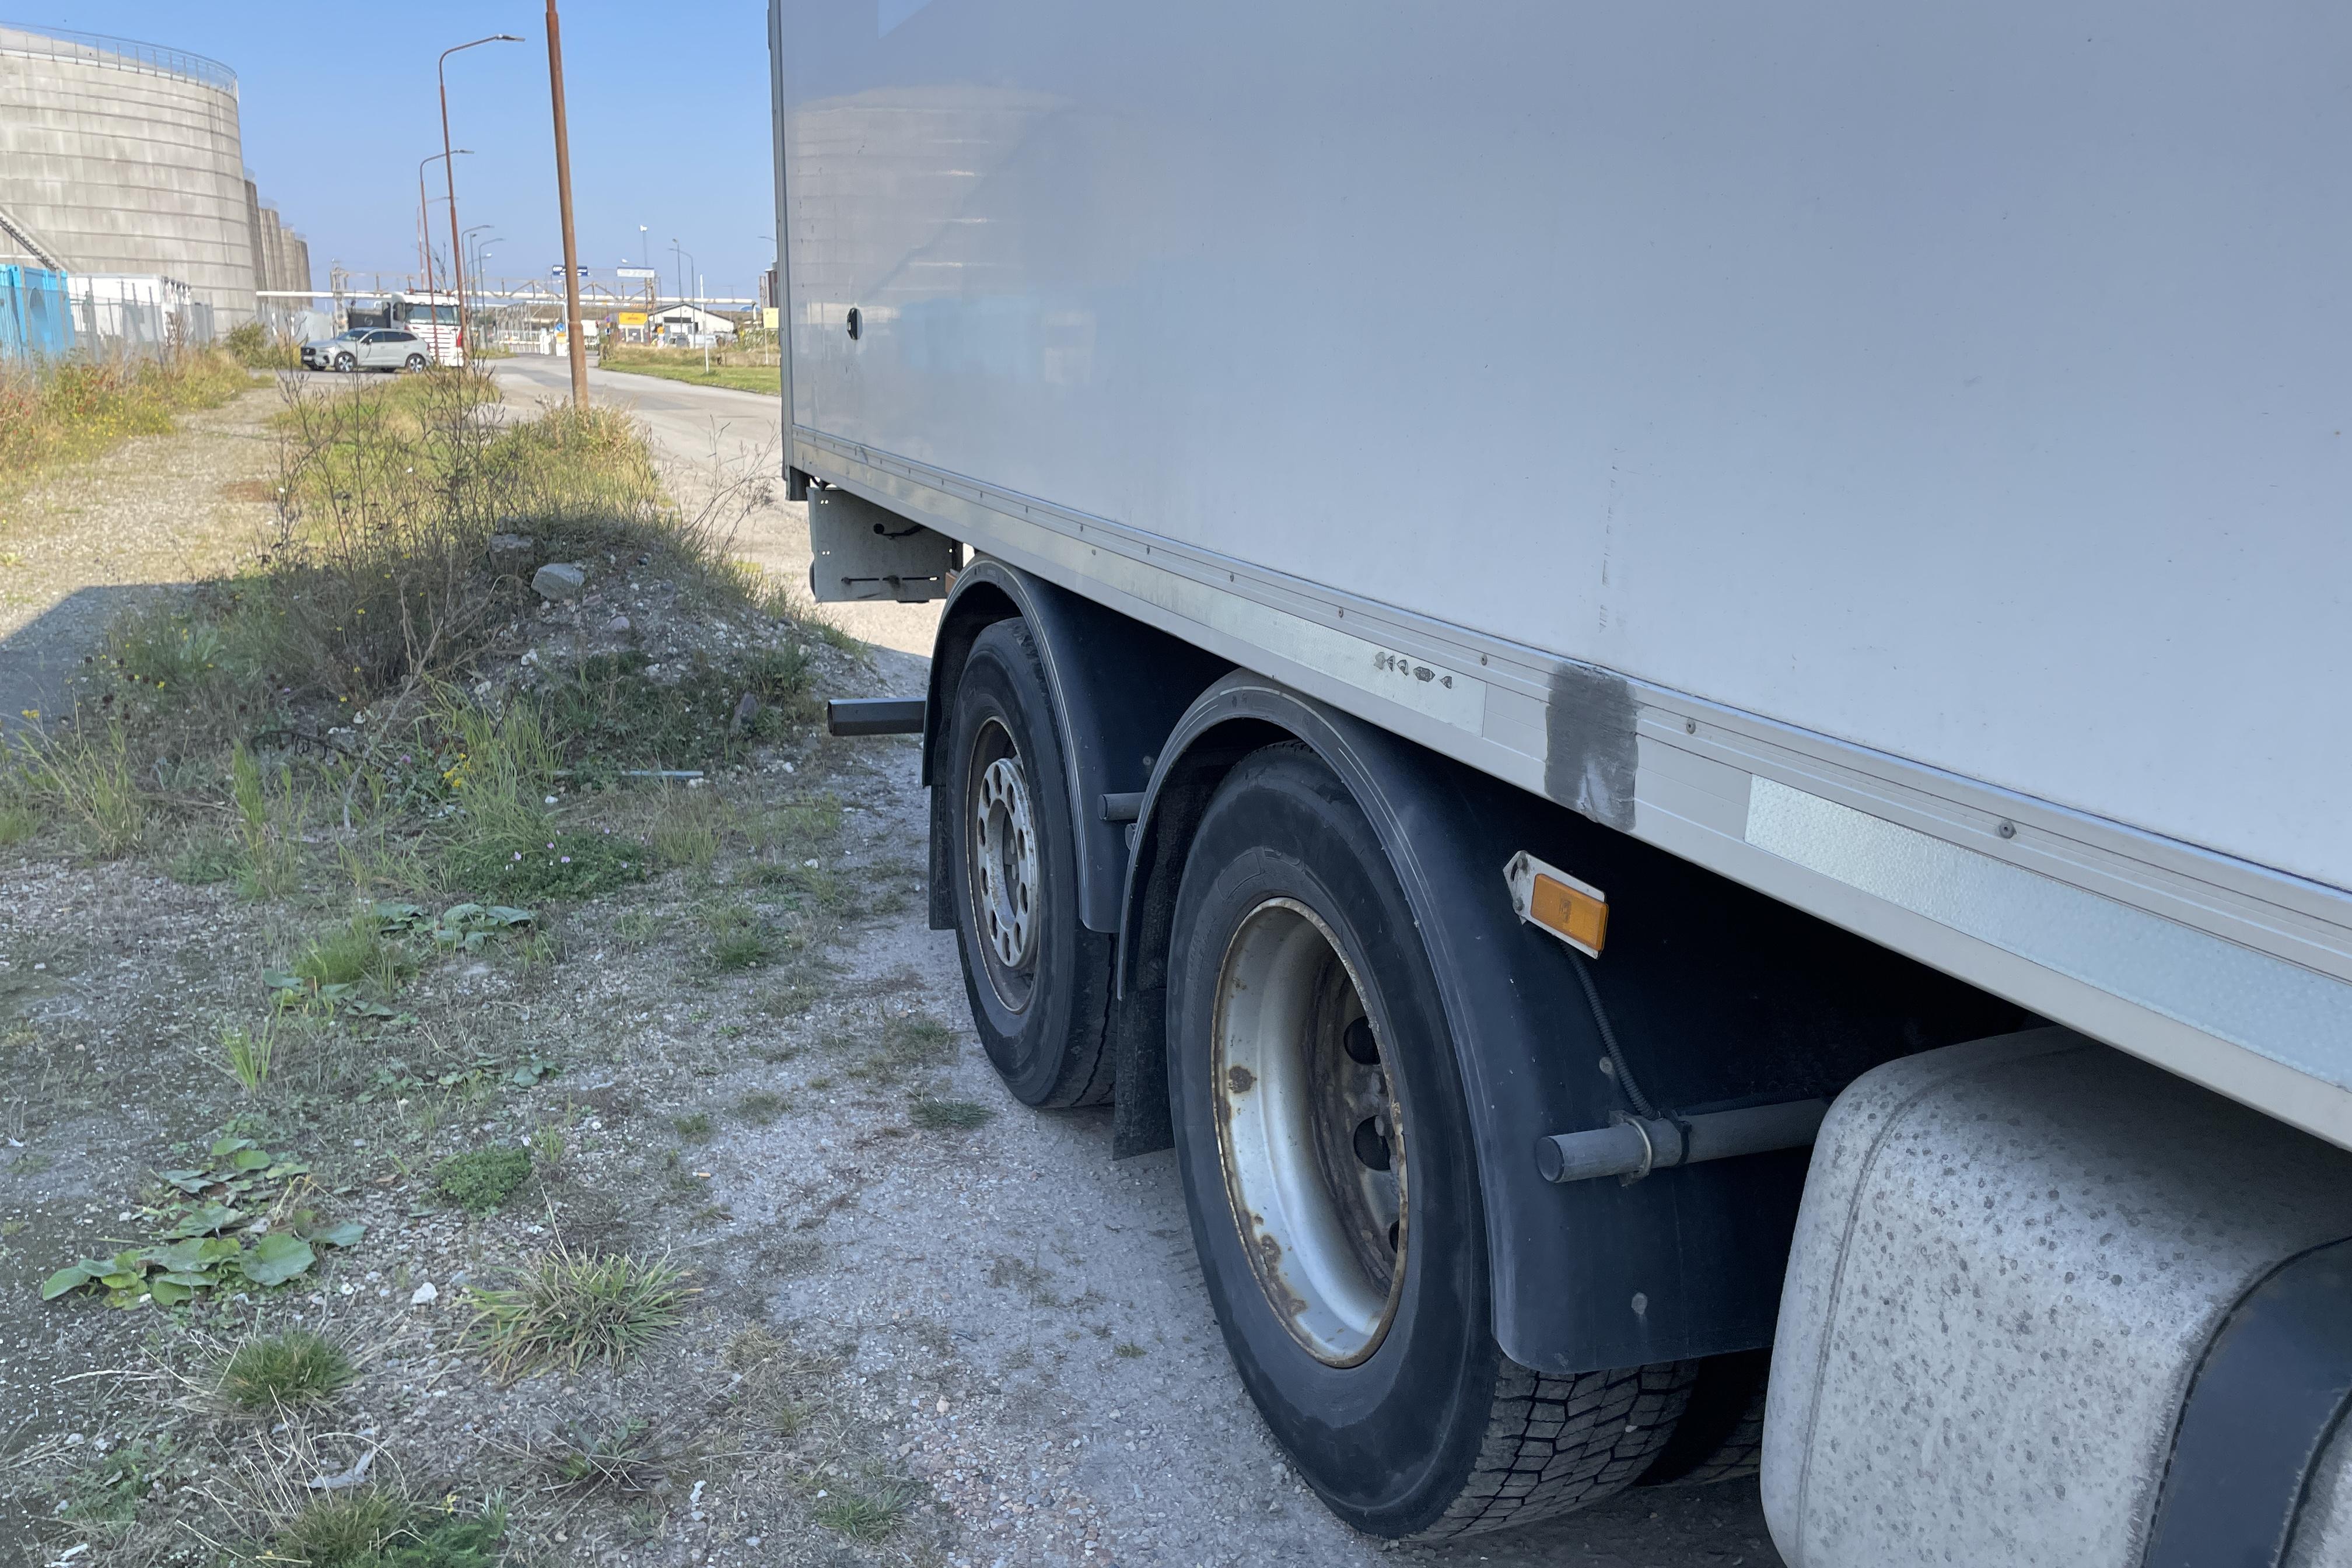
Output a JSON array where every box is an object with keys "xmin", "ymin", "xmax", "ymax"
[
  {"xmin": 771, "ymin": 6, "xmax": 2352, "ymax": 1562},
  {"xmin": 344, "ymin": 292, "xmax": 461, "ymax": 366}
]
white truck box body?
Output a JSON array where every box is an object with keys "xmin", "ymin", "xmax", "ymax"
[{"xmin": 772, "ymin": 2, "xmax": 2352, "ymax": 1143}]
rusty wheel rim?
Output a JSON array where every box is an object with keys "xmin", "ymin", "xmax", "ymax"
[
  {"xmin": 965, "ymin": 716, "xmax": 1039, "ymax": 1011},
  {"xmin": 1210, "ymin": 897, "xmax": 1406, "ymax": 1367}
]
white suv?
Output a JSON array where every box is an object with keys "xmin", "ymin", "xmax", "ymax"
[{"xmin": 302, "ymin": 328, "xmax": 433, "ymax": 373}]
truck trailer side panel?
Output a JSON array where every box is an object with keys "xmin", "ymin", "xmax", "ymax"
[{"xmin": 772, "ymin": 2, "xmax": 2352, "ymax": 1142}]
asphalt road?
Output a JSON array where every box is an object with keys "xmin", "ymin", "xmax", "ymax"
[{"xmin": 500, "ymin": 350, "xmax": 1790, "ymax": 1566}]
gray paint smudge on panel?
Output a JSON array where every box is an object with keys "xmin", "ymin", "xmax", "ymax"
[{"xmin": 1544, "ymin": 662, "xmax": 1639, "ymax": 830}]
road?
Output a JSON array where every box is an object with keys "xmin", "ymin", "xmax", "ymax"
[{"xmin": 498, "ymin": 352, "xmax": 1787, "ymax": 1568}]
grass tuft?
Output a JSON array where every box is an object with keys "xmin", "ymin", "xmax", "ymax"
[
  {"xmin": 466, "ymin": 1245, "xmax": 694, "ymax": 1376},
  {"xmin": 909, "ymin": 1096, "xmax": 996, "ymax": 1132},
  {"xmin": 273, "ymin": 1492, "xmax": 506, "ymax": 1567},
  {"xmin": 218, "ymin": 1019, "xmax": 276, "ymax": 1093},
  {"xmin": 813, "ymin": 1472, "xmax": 920, "ymax": 1541},
  {"xmin": 220, "ymin": 1328, "xmax": 354, "ymax": 1410}
]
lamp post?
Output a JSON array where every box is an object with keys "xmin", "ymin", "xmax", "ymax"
[
  {"xmin": 438, "ymin": 33, "xmax": 524, "ymax": 363},
  {"xmin": 418, "ymin": 150, "xmax": 471, "ymax": 362},
  {"xmin": 464, "ymin": 225, "xmax": 499, "ymax": 310},
  {"xmin": 670, "ymin": 239, "xmax": 695, "ymax": 337}
]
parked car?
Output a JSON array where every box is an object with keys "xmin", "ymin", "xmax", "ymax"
[{"xmin": 300, "ymin": 327, "xmax": 432, "ymax": 373}]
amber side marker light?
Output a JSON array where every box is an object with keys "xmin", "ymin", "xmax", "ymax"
[{"xmin": 1503, "ymin": 850, "xmax": 1608, "ymax": 957}]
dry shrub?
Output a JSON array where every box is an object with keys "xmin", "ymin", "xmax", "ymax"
[{"xmin": 0, "ymin": 347, "xmax": 252, "ymax": 486}]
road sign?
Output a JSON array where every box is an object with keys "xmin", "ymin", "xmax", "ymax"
[
  {"xmin": 618, "ymin": 311, "xmax": 647, "ymax": 327},
  {"xmin": 616, "ymin": 267, "xmax": 657, "ymax": 280}
]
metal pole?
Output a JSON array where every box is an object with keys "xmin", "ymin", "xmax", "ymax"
[
  {"xmin": 419, "ymin": 152, "xmax": 470, "ymax": 363},
  {"xmin": 438, "ymin": 34, "xmax": 522, "ymax": 367},
  {"xmin": 418, "ymin": 156, "xmax": 441, "ymax": 357},
  {"xmin": 547, "ymin": 0, "xmax": 589, "ymax": 405}
]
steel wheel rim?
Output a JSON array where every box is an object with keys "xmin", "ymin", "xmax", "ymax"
[
  {"xmin": 965, "ymin": 715, "xmax": 1040, "ymax": 1010},
  {"xmin": 1212, "ymin": 897, "xmax": 1407, "ymax": 1366}
]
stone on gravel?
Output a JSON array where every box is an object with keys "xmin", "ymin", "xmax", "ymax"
[
  {"xmin": 488, "ymin": 533, "xmax": 533, "ymax": 570},
  {"xmin": 532, "ymin": 562, "xmax": 587, "ymax": 600}
]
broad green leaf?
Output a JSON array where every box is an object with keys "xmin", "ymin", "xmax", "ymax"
[
  {"xmin": 305, "ymin": 1220, "xmax": 365, "ymax": 1248},
  {"xmin": 239, "ymin": 1233, "xmax": 316, "ymax": 1287},
  {"xmin": 485, "ymin": 905, "xmax": 535, "ymax": 926},
  {"xmin": 41, "ymin": 1262, "xmax": 104, "ymax": 1300},
  {"xmin": 440, "ymin": 902, "xmax": 485, "ymax": 924},
  {"xmin": 209, "ymin": 1137, "xmax": 257, "ymax": 1158},
  {"xmin": 261, "ymin": 971, "xmax": 306, "ymax": 991},
  {"xmin": 148, "ymin": 1279, "xmax": 194, "ymax": 1305},
  {"xmin": 373, "ymin": 901, "xmax": 428, "ymax": 928},
  {"xmin": 159, "ymin": 1168, "xmax": 212, "ymax": 1194},
  {"xmin": 230, "ymin": 1149, "xmax": 272, "ymax": 1171},
  {"xmin": 163, "ymin": 1203, "xmax": 244, "ymax": 1238},
  {"xmin": 146, "ymin": 1238, "xmax": 220, "ymax": 1273},
  {"xmin": 99, "ymin": 1270, "xmax": 145, "ymax": 1292},
  {"xmin": 155, "ymin": 1270, "xmax": 215, "ymax": 1288}
]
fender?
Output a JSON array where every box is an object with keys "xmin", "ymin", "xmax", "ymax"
[
  {"xmin": 923, "ymin": 558, "xmax": 1227, "ymax": 935},
  {"xmin": 1116, "ymin": 673, "xmax": 2024, "ymax": 1374}
]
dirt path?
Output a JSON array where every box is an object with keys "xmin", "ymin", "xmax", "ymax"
[{"xmin": 0, "ymin": 383, "xmax": 283, "ymax": 729}]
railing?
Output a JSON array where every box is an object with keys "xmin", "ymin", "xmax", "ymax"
[{"xmin": 0, "ymin": 23, "xmax": 237, "ymax": 96}]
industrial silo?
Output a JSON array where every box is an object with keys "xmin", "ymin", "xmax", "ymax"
[{"xmin": 0, "ymin": 24, "xmax": 260, "ymax": 326}]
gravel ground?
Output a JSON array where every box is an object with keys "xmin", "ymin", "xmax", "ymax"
[{"xmin": 0, "ymin": 369, "xmax": 1785, "ymax": 1567}]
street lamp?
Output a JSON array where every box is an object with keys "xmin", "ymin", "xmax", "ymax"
[
  {"xmin": 670, "ymin": 238, "xmax": 696, "ymax": 332},
  {"xmin": 418, "ymin": 149, "xmax": 471, "ymax": 359},
  {"xmin": 464, "ymin": 224, "xmax": 499, "ymax": 307},
  {"xmin": 438, "ymin": 33, "xmax": 524, "ymax": 360}
]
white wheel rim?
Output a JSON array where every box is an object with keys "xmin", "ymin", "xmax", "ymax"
[
  {"xmin": 967, "ymin": 717, "xmax": 1040, "ymax": 1007},
  {"xmin": 1212, "ymin": 898, "xmax": 1407, "ymax": 1366}
]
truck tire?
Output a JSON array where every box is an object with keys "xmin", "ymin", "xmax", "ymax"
[
  {"xmin": 1167, "ymin": 743, "xmax": 1695, "ymax": 1539},
  {"xmin": 942, "ymin": 618, "xmax": 1115, "ymax": 1107},
  {"xmin": 1637, "ymin": 1348, "xmax": 1768, "ymax": 1488}
]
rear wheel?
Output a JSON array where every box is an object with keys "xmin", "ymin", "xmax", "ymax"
[
  {"xmin": 943, "ymin": 619, "xmax": 1115, "ymax": 1107},
  {"xmin": 1168, "ymin": 744, "xmax": 1695, "ymax": 1539}
]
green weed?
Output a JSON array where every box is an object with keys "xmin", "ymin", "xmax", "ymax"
[
  {"xmin": 170, "ymin": 831, "xmax": 240, "ymax": 884},
  {"xmin": 909, "ymin": 1096, "xmax": 995, "ymax": 1132},
  {"xmin": 219, "ymin": 1019, "xmax": 276, "ymax": 1093},
  {"xmin": 5, "ymin": 718, "xmax": 145, "ymax": 856},
  {"xmin": 442, "ymin": 827, "xmax": 646, "ymax": 901},
  {"xmin": 272, "ymin": 1492, "xmax": 506, "ymax": 1567},
  {"xmin": 813, "ymin": 1471, "xmax": 920, "ymax": 1542},
  {"xmin": 672, "ymin": 1112, "xmax": 713, "ymax": 1142},
  {"xmin": 734, "ymin": 1091, "xmax": 786, "ymax": 1125},
  {"xmin": 220, "ymin": 1328, "xmax": 354, "ymax": 1409},
  {"xmin": 465, "ymin": 1245, "xmax": 694, "ymax": 1376},
  {"xmin": 435, "ymin": 1147, "xmax": 533, "ymax": 1213}
]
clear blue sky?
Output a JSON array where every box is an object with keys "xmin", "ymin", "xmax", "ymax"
[{"xmin": 47, "ymin": 3, "xmax": 775, "ymax": 299}]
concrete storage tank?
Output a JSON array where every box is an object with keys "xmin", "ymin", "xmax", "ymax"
[{"xmin": 0, "ymin": 24, "xmax": 258, "ymax": 326}]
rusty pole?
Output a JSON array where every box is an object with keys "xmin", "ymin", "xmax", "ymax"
[{"xmin": 547, "ymin": 0, "xmax": 589, "ymax": 407}]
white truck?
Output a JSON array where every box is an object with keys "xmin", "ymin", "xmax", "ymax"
[{"xmin": 769, "ymin": 6, "xmax": 2352, "ymax": 1562}]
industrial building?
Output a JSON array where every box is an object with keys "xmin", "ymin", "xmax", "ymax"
[{"xmin": 0, "ymin": 23, "xmax": 309, "ymax": 335}]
